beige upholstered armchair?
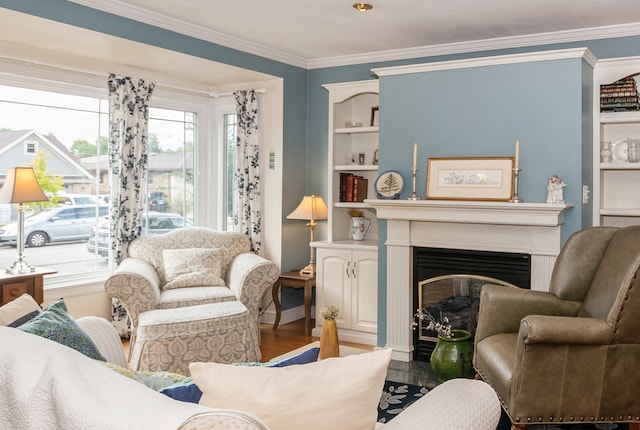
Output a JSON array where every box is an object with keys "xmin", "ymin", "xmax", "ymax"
[
  {"xmin": 104, "ymin": 227, "xmax": 279, "ymax": 341},
  {"xmin": 474, "ymin": 225, "xmax": 640, "ymax": 430}
]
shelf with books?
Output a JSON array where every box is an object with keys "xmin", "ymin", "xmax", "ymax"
[
  {"xmin": 594, "ymin": 60, "xmax": 640, "ymax": 228},
  {"xmin": 323, "ymin": 79, "xmax": 379, "ymax": 243}
]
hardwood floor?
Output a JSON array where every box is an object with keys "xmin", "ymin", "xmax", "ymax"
[
  {"xmin": 260, "ymin": 318, "xmax": 373, "ymax": 361},
  {"xmin": 122, "ymin": 318, "xmax": 373, "ymax": 364}
]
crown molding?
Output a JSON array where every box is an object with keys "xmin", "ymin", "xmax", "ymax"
[
  {"xmin": 68, "ymin": 1, "xmax": 640, "ymax": 70},
  {"xmin": 372, "ymin": 48, "xmax": 596, "ymax": 77},
  {"xmin": 309, "ymin": 23, "xmax": 640, "ymax": 69}
]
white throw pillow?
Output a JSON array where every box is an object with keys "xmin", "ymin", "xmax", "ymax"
[
  {"xmin": 0, "ymin": 293, "xmax": 41, "ymax": 327},
  {"xmin": 162, "ymin": 248, "xmax": 227, "ymax": 290},
  {"xmin": 190, "ymin": 348, "xmax": 392, "ymax": 430}
]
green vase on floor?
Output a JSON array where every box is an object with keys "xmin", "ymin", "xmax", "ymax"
[{"xmin": 430, "ymin": 329, "xmax": 474, "ymax": 383}]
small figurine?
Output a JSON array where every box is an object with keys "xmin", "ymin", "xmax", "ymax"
[{"xmin": 546, "ymin": 175, "xmax": 566, "ymax": 204}]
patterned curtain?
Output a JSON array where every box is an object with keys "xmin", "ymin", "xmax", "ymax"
[
  {"xmin": 233, "ymin": 90, "xmax": 262, "ymax": 254},
  {"xmin": 107, "ymin": 73, "xmax": 155, "ymax": 336}
]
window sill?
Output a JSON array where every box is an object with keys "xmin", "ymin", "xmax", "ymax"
[{"xmin": 44, "ymin": 270, "xmax": 110, "ymax": 301}]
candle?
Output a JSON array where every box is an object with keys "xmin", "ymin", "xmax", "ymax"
[
  {"xmin": 515, "ymin": 139, "xmax": 520, "ymax": 170},
  {"xmin": 413, "ymin": 143, "xmax": 418, "ymax": 171}
]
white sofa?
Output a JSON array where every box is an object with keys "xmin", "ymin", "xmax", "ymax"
[{"xmin": 0, "ymin": 317, "xmax": 501, "ymax": 430}]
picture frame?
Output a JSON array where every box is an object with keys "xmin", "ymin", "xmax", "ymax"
[
  {"xmin": 370, "ymin": 106, "xmax": 379, "ymax": 126},
  {"xmin": 426, "ymin": 157, "xmax": 514, "ymax": 201}
]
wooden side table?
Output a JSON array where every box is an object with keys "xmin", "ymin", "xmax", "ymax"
[
  {"xmin": 272, "ymin": 270, "xmax": 315, "ymax": 336},
  {"xmin": 0, "ymin": 268, "xmax": 57, "ymax": 306}
]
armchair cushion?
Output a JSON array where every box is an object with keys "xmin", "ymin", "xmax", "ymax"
[{"xmin": 163, "ymin": 248, "xmax": 227, "ymax": 290}]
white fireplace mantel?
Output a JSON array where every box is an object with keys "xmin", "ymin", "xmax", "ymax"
[
  {"xmin": 368, "ymin": 199, "xmax": 572, "ymax": 226},
  {"xmin": 366, "ymin": 199, "xmax": 574, "ymax": 362}
]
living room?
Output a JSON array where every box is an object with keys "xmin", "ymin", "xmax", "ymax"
[{"xmin": 1, "ymin": 2, "xmax": 640, "ymax": 428}]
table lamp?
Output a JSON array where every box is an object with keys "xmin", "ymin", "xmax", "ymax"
[
  {"xmin": 287, "ymin": 195, "xmax": 328, "ymax": 276},
  {"xmin": 0, "ymin": 167, "xmax": 50, "ymax": 274}
]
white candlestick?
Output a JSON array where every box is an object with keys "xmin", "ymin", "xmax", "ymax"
[
  {"xmin": 515, "ymin": 139, "xmax": 520, "ymax": 170},
  {"xmin": 412, "ymin": 143, "xmax": 417, "ymax": 170}
]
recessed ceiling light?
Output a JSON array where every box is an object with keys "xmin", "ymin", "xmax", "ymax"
[{"xmin": 353, "ymin": 3, "xmax": 373, "ymax": 12}]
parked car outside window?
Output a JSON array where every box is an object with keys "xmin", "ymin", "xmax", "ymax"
[
  {"xmin": 86, "ymin": 212, "xmax": 192, "ymax": 257},
  {"xmin": 148, "ymin": 192, "xmax": 169, "ymax": 212},
  {"xmin": 58, "ymin": 194, "xmax": 99, "ymax": 205},
  {"xmin": 0, "ymin": 205, "xmax": 108, "ymax": 247}
]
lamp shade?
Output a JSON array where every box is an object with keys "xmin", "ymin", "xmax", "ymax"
[
  {"xmin": 0, "ymin": 167, "xmax": 49, "ymax": 204},
  {"xmin": 287, "ymin": 195, "xmax": 328, "ymax": 221}
]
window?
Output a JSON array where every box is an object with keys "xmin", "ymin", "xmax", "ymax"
[
  {"xmin": 0, "ymin": 82, "xmax": 201, "ymax": 282},
  {"xmin": 24, "ymin": 140, "xmax": 38, "ymax": 154},
  {"xmin": 224, "ymin": 113, "xmax": 237, "ymax": 231}
]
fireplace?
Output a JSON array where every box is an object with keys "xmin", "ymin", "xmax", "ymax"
[
  {"xmin": 412, "ymin": 247, "xmax": 531, "ymax": 361},
  {"xmin": 367, "ymin": 199, "xmax": 573, "ymax": 362}
]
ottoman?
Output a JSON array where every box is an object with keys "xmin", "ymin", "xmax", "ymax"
[{"xmin": 130, "ymin": 300, "xmax": 260, "ymax": 375}]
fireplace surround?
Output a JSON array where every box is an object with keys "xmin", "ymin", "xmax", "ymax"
[{"xmin": 368, "ymin": 199, "xmax": 573, "ymax": 362}]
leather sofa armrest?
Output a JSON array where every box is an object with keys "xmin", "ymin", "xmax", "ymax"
[
  {"xmin": 475, "ymin": 284, "xmax": 580, "ymax": 343},
  {"xmin": 104, "ymin": 257, "xmax": 161, "ymax": 328},
  {"xmin": 518, "ymin": 315, "xmax": 613, "ymax": 345},
  {"xmin": 227, "ymin": 253, "xmax": 280, "ymax": 316}
]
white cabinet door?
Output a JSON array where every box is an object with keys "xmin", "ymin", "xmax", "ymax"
[
  {"xmin": 316, "ymin": 248, "xmax": 351, "ymax": 328},
  {"xmin": 351, "ymin": 250, "xmax": 378, "ymax": 333},
  {"xmin": 316, "ymin": 247, "xmax": 377, "ymax": 335}
]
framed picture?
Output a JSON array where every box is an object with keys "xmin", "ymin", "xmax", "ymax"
[
  {"xmin": 426, "ymin": 157, "xmax": 514, "ymax": 201},
  {"xmin": 370, "ymin": 106, "xmax": 379, "ymax": 126}
]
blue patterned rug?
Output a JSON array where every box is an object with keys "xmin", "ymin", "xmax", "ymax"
[{"xmin": 377, "ymin": 380, "xmax": 429, "ymax": 423}]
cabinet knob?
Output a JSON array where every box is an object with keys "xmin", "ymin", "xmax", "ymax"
[
  {"xmin": 352, "ymin": 261, "xmax": 357, "ymax": 278},
  {"xmin": 10, "ymin": 288, "xmax": 20, "ymax": 297},
  {"xmin": 346, "ymin": 261, "xmax": 351, "ymax": 278}
]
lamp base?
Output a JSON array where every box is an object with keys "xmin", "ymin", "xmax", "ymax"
[
  {"xmin": 6, "ymin": 259, "xmax": 37, "ymax": 275},
  {"xmin": 299, "ymin": 264, "xmax": 315, "ymax": 276}
]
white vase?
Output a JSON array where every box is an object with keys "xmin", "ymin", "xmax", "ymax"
[{"xmin": 350, "ymin": 217, "xmax": 371, "ymax": 241}]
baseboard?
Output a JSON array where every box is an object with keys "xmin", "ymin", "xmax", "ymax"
[{"xmin": 260, "ymin": 304, "xmax": 316, "ymax": 326}]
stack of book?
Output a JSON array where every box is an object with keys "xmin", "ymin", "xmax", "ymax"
[
  {"xmin": 339, "ymin": 173, "xmax": 369, "ymax": 202},
  {"xmin": 601, "ymin": 77, "xmax": 640, "ymax": 111}
]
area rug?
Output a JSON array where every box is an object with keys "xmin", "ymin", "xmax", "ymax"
[{"xmin": 377, "ymin": 380, "xmax": 429, "ymax": 423}]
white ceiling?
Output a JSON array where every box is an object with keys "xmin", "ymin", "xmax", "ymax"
[
  {"xmin": 69, "ymin": 0, "xmax": 640, "ymax": 68},
  {"xmin": 2, "ymin": 1, "xmax": 640, "ymax": 89}
]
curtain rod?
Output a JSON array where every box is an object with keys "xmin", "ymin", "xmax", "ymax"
[{"xmin": 0, "ymin": 53, "xmax": 267, "ymax": 98}]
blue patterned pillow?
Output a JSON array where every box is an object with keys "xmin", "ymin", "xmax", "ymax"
[{"xmin": 18, "ymin": 298, "xmax": 106, "ymax": 361}]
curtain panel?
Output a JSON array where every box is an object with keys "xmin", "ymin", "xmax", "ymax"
[
  {"xmin": 233, "ymin": 90, "xmax": 262, "ymax": 254},
  {"xmin": 107, "ymin": 73, "xmax": 155, "ymax": 337}
]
